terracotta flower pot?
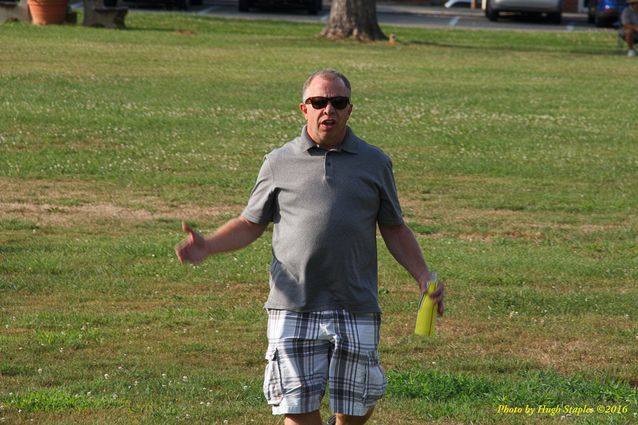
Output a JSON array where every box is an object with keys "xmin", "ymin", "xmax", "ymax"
[{"xmin": 28, "ymin": 0, "xmax": 69, "ymax": 25}]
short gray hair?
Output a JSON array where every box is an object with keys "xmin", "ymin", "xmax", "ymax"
[{"xmin": 302, "ymin": 69, "xmax": 352, "ymax": 101}]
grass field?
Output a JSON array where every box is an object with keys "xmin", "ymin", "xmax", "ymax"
[{"xmin": 1, "ymin": 11, "xmax": 637, "ymax": 425}]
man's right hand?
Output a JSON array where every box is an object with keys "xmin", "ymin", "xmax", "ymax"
[{"xmin": 175, "ymin": 222, "xmax": 209, "ymax": 265}]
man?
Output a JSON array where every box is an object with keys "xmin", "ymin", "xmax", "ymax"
[
  {"xmin": 621, "ymin": 0, "xmax": 638, "ymax": 57},
  {"xmin": 175, "ymin": 70, "xmax": 444, "ymax": 425}
]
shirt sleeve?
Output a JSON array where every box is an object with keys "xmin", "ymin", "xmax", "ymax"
[
  {"xmin": 621, "ymin": 8, "xmax": 628, "ymax": 25},
  {"xmin": 377, "ymin": 157, "xmax": 404, "ymax": 225},
  {"xmin": 621, "ymin": 8, "xmax": 635, "ymax": 26},
  {"xmin": 241, "ymin": 155, "xmax": 277, "ymax": 225}
]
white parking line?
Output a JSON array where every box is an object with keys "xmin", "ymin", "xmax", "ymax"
[{"xmin": 448, "ymin": 16, "xmax": 460, "ymax": 26}]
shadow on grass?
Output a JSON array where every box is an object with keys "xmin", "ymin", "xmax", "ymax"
[{"xmin": 402, "ymin": 39, "xmax": 621, "ymax": 56}]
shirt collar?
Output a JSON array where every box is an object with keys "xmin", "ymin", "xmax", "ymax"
[{"xmin": 298, "ymin": 126, "xmax": 359, "ymax": 154}]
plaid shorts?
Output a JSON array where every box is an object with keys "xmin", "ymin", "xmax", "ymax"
[{"xmin": 263, "ymin": 309, "xmax": 386, "ymax": 416}]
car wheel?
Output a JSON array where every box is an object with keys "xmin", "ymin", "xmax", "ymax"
[
  {"xmin": 238, "ymin": 0, "xmax": 250, "ymax": 11},
  {"xmin": 548, "ymin": 12, "xmax": 561, "ymax": 24},
  {"xmin": 307, "ymin": 0, "xmax": 320, "ymax": 14},
  {"xmin": 176, "ymin": 0, "xmax": 189, "ymax": 10},
  {"xmin": 485, "ymin": 0, "xmax": 498, "ymax": 21},
  {"xmin": 594, "ymin": 14, "xmax": 610, "ymax": 27}
]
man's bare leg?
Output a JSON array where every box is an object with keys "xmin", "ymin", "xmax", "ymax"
[
  {"xmin": 285, "ymin": 411, "xmax": 323, "ymax": 425},
  {"xmin": 625, "ymin": 28, "xmax": 635, "ymax": 50},
  {"xmin": 335, "ymin": 407, "xmax": 374, "ymax": 425}
]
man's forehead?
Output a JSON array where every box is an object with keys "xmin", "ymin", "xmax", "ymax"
[{"xmin": 306, "ymin": 77, "xmax": 349, "ymax": 95}]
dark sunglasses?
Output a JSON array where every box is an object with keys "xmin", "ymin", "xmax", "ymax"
[{"xmin": 304, "ymin": 96, "xmax": 350, "ymax": 110}]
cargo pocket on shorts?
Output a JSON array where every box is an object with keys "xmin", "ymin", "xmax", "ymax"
[
  {"xmin": 263, "ymin": 347, "xmax": 284, "ymax": 406},
  {"xmin": 363, "ymin": 351, "xmax": 387, "ymax": 407}
]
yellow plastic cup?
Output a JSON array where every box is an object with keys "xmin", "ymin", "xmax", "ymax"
[{"xmin": 415, "ymin": 273, "xmax": 438, "ymax": 337}]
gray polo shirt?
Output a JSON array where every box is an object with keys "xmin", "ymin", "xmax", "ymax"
[
  {"xmin": 622, "ymin": 6, "xmax": 638, "ymax": 26},
  {"xmin": 242, "ymin": 126, "xmax": 404, "ymax": 313}
]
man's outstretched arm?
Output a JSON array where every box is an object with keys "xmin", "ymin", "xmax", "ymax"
[
  {"xmin": 379, "ymin": 223, "xmax": 444, "ymax": 315},
  {"xmin": 175, "ymin": 216, "xmax": 268, "ymax": 265}
]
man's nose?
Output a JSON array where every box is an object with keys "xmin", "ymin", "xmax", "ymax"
[{"xmin": 323, "ymin": 101, "xmax": 336, "ymax": 113}]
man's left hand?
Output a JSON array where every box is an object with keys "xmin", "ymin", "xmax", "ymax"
[{"xmin": 420, "ymin": 273, "xmax": 445, "ymax": 316}]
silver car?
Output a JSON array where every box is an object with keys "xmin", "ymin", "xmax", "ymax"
[{"xmin": 483, "ymin": 0, "xmax": 563, "ymax": 23}]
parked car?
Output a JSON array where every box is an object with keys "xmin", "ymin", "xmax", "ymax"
[
  {"xmin": 587, "ymin": 0, "xmax": 627, "ymax": 26},
  {"xmin": 123, "ymin": 0, "xmax": 201, "ymax": 10},
  {"xmin": 239, "ymin": 0, "xmax": 322, "ymax": 14},
  {"xmin": 484, "ymin": 0, "xmax": 563, "ymax": 23},
  {"xmin": 444, "ymin": 0, "xmax": 473, "ymax": 7}
]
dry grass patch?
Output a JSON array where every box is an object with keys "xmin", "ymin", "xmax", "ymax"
[
  {"xmin": 402, "ymin": 196, "xmax": 551, "ymax": 242},
  {"xmin": 449, "ymin": 315, "xmax": 635, "ymax": 379},
  {"xmin": 0, "ymin": 178, "xmax": 240, "ymax": 228},
  {"xmin": 380, "ymin": 309, "xmax": 637, "ymax": 382}
]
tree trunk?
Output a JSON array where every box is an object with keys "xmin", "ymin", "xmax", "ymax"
[{"xmin": 320, "ymin": 0, "xmax": 386, "ymax": 41}]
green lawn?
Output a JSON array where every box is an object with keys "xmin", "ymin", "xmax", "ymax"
[{"xmin": 1, "ymin": 12, "xmax": 637, "ymax": 425}]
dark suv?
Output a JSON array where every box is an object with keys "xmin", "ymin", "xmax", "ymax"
[
  {"xmin": 587, "ymin": 0, "xmax": 627, "ymax": 27},
  {"xmin": 238, "ymin": 0, "xmax": 323, "ymax": 14},
  {"xmin": 122, "ymin": 0, "xmax": 202, "ymax": 10}
]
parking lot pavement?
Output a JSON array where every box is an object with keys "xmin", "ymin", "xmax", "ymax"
[
  {"xmin": 376, "ymin": 2, "xmax": 590, "ymax": 24},
  {"xmin": 377, "ymin": 3, "xmax": 595, "ymax": 31},
  {"xmin": 378, "ymin": 2, "xmax": 485, "ymax": 17},
  {"xmin": 75, "ymin": 0, "xmax": 603, "ymax": 32}
]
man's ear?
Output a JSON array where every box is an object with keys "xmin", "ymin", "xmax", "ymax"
[{"xmin": 299, "ymin": 103, "xmax": 308, "ymax": 116}]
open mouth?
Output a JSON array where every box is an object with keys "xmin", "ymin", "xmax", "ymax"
[{"xmin": 321, "ymin": 119, "xmax": 336, "ymax": 127}]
